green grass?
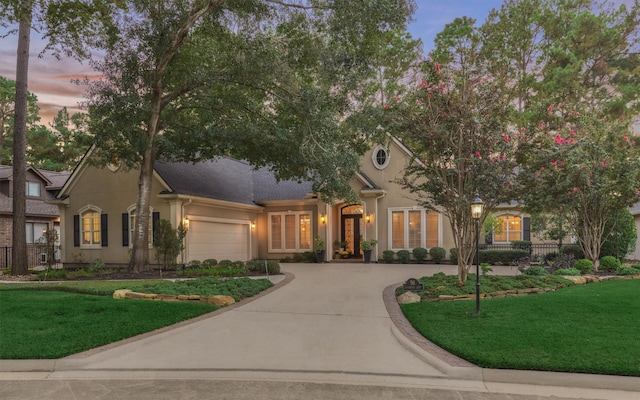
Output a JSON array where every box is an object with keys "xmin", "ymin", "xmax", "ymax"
[
  {"xmin": 0, "ymin": 290, "xmax": 217, "ymax": 359},
  {"xmin": 0, "ymin": 277, "xmax": 274, "ymax": 359},
  {"xmin": 401, "ymin": 279, "xmax": 640, "ymax": 376}
]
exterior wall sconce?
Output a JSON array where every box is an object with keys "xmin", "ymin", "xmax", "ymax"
[
  {"xmin": 183, "ymin": 217, "xmax": 190, "ymax": 231},
  {"xmin": 320, "ymin": 214, "xmax": 326, "ymax": 224},
  {"xmin": 251, "ymin": 221, "xmax": 256, "ymax": 230},
  {"xmin": 365, "ymin": 212, "xmax": 371, "ymax": 224}
]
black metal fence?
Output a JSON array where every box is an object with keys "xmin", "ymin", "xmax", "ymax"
[
  {"xmin": 0, "ymin": 246, "xmax": 61, "ymax": 269},
  {"xmin": 479, "ymin": 243, "xmax": 564, "ymax": 260}
]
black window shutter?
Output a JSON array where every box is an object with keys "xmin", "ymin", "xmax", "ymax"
[
  {"xmin": 122, "ymin": 213, "xmax": 129, "ymax": 246},
  {"xmin": 73, "ymin": 215, "xmax": 80, "ymax": 247},
  {"xmin": 152, "ymin": 212, "xmax": 160, "ymax": 244},
  {"xmin": 523, "ymin": 217, "xmax": 531, "ymax": 241},
  {"xmin": 101, "ymin": 214, "xmax": 108, "ymax": 247}
]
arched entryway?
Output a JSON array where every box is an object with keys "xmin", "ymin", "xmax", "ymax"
[{"xmin": 340, "ymin": 204, "xmax": 364, "ymax": 258}]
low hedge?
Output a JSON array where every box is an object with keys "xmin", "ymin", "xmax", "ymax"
[{"xmin": 478, "ymin": 249, "xmax": 529, "ymax": 265}]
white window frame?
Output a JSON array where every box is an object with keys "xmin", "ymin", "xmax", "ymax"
[
  {"xmin": 372, "ymin": 145, "xmax": 391, "ymax": 170},
  {"xmin": 268, "ymin": 211, "xmax": 312, "ymax": 253},
  {"xmin": 494, "ymin": 214, "xmax": 522, "ymax": 243},
  {"xmin": 26, "ymin": 222, "xmax": 49, "ymax": 244},
  {"xmin": 79, "ymin": 205, "xmax": 102, "ymax": 249},
  {"xmin": 127, "ymin": 205, "xmax": 154, "ymax": 248},
  {"xmin": 388, "ymin": 207, "xmax": 442, "ymax": 250},
  {"xmin": 26, "ymin": 181, "xmax": 41, "ymax": 197}
]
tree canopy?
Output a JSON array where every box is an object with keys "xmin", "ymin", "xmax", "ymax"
[{"xmin": 85, "ymin": 0, "xmax": 418, "ymax": 271}]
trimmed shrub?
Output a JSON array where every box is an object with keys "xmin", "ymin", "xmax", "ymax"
[
  {"xmin": 560, "ymin": 244, "xmax": 584, "ymax": 260},
  {"xmin": 511, "ymin": 240, "xmax": 532, "ymax": 252},
  {"xmin": 479, "ymin": 249, "xmax": 529, "ymax": 265},
  {"xmin": 186, "ymin": 260, "xmax": 201, "ymax": 269},
  {"xmin": 231, "ymin": 260, "xmax": 246, "ymax": 269},
  {"xmin": 617, "ymin": 266, "xmax": 640, "ymax": 276},
  {"xmin": 397, "ymin": 250, "xmax": 411, "ymax": 264},
  {"xmin": 246, "ymin": 259, "xmax": 280, "ymax": 274},
  {"xmin": 412, "ymin": 247, "xmax": 428, "ymax": 263},
  {"xmin": 599, "ymin": 256, "xmax": 621, "ymax": 272},
  {"xmin": 218, "ymin": 259, "xmax": 233, "ymax": 268},
  {"xmin": 552, "ymin": 268, "xmax": 581, "ymax": 276},
  {"xmin": 573, "ymin": 259, "xmax": 594, "ymax": 274},
  {"xmin": 449, "ymin": 248, "xmax": 458, "ymax": 264},
  {"xmin": 201, "ymin": 259, "xmax": 218, "ymax": 268},
  {"xmin": 523, "ymin": 266, "xmax": 548, "ymax": 276},
  {"xmin": 382, "ymin": 250, "xmax": 395, "ymax": 263},
  {"xmin": 429, "ymin": 247, "xmax": 446, "ymax": 264}
]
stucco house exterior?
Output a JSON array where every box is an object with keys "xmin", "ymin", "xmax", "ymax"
[
  {"xmin": 0, "ymin": 165, "xmax": 69, "ymax": 267},
  {"xmin": 52, "ymin": 138, "xmax": 557, "ymax": 268}
]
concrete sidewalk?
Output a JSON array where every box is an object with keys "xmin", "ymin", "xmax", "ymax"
[{"xmin": 1, "ymin": 263, "xmax": 640, "ymax": 399}]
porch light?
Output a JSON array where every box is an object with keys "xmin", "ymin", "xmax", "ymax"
[
  {"xmin": 183, "ymin": 217, "xmax": 190, "ymax": 231},
  {"xmin": 320, "ymin": 214, "xmax": 326, "ymax": 224},
  {"xmin": 366, "ymin": 213, "xmax": 371, "ymax": 224},
  {"xmin": 251, "ymin": 221, "xmax": 256, "ymax": 230}
]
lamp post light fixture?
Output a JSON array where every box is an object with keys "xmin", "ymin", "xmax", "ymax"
[{"xmin": 471, "ymin": 197, "xmax": 484, "ymax": 316}]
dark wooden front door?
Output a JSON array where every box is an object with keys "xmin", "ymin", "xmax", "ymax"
[{"xmin": 341, "ymin": 214, "xmax": 362, "ymax": 257}]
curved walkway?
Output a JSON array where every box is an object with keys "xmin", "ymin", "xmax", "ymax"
[{"xmin": 2, "ymin": 263, "xmax": 640, "ymax": 399}]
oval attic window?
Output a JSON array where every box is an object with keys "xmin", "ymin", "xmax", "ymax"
[{"xmin": 372, "ymin": 145, "xmax": 390, "ymax": 170}]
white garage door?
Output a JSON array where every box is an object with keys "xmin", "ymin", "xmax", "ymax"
[{"xmin": 188, "ymin": 221, "xmax": 249, "ymax": 262}]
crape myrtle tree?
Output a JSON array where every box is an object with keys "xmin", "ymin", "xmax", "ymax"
[
  {"xmin": 517, "ymin": 109, "xmax": 640, "ymax": 270},
  {"xmin": 384, "ymin": 18, "xmax": 519, "ymax": 284},
  {"xmin": 0, "ymin": 0, "xmax": 120, "ymax": 274},
  {"xmin": 85, "ymin": 0, "xmax": 417, "ymax": 272}
]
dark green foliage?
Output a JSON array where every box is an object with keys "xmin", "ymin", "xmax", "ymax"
[
  {"xmin": 187, "ymin": 260, "xmax": 202, "ymax": 268},
  {"xmin": 412, "ymin": 247, "xmax": 428, "ymax": 263},
  {"xmin": 511, "ymin": 240, "xmax": 532, "ymax": 252},
  {"xmin": 382, "ymin": 250, "xmax": 395, "ymax": 263},
  {"xmin": 177, "ymin": 267, "xmax": 248, "ymax": 277},
  {"xmin": 523, "ymin": 266, "xmax": 548, "ymax": 276},
  {"xmin": 218, "ymin": 260, "xmax": 232, "ymax": 267},
  {"xmin": 599, "ymin": 256, "xmax": 621, "ymax": 272},
  {"xmin": 449, "ymin": 248, "xmax": 458, "ymax": 264},
  {"xmin": 552, "ymin": 268, "xmax": 581, "ymax": 276},
  {"xmin": 129, "ymin": 277, "xmax": 272, "ymax": 302},
  {"xmin": 617, "ymin": 266, "xmax": 640, "ymax": 276},
  {"xmin": 231, "ymin": 261, "xmax": 245, "ymax": 269},
  {"xmin": 574, "ymin": 259, "xmax": 594, "ymax": 274},
  {"xmin": 154, "ymin": 220, "xmax": 187, "ymax": 270},
  {"xmin": 429, "ymin": 247, "xmax": 446, "ymax": 264},
  {"xmin": 544, "ymin": 252, "xmax": 559, "ymax": 263},
  {"xmin": 561, "ymin": 244, "xmax": 584, "ymax": 260},
  {"xmin": 478, "ymin": 249, "xmax": 529, "ymax": 264},
  {"xmin": 397, "ymin": 250, "xmax": 410, "ymax": 264},
  {"xmin": 601, "ymin": 209, "xmax": 637, "ymax": 259},
  {"xmin": 246, "ymin": 260, "xmax": 281, "ymax": 275},
  {"xmin": 201, "ymin": 259, "xmax": 218, "ymax": 268}
]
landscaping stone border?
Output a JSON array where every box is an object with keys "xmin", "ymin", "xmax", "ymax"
[{"xmin": 113, "ymin": 289, "xmax": 235, "ymax": 306}]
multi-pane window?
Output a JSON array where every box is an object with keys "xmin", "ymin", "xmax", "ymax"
[
  {"xmin": 390, "ymin": 208, "xmax": 440, "ymax": 249},
  {"xmin": 81, "ymin": 210, "xmax": 101, "ymax": 246},
  {"xmin": 269, "ymin": 211, "xmax": 312, "ymax": 252},
  {"xmin": 26, "ymin": 222, "xmax": 48, "ymax": 244},
  {"xmin": 494, "ymin": 215, "xmax": 522, "ymax": 243},
  {"xmin": 26, "ymin": 181, "xmax": 40, "ymax": 197},
  {"xmin": 129, "ymin": 208, "xmax": 153, "ymax": 247}
]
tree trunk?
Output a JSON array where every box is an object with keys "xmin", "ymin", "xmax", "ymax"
[
  {"xmin": 129, "ymin": 147, "xmax": 154, "ymax": 272},
  {"xmin": 11, "ymin": 1, "xmax": 32, "ymax": 275}
]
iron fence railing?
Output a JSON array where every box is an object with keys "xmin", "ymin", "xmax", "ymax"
[
  {"xmin": 0, "ymin": 246, "xmax": 61, "ymax": 269},
  {"xmin": 478, "ymin": 243, "xmax": 564, "ymax": 260}
]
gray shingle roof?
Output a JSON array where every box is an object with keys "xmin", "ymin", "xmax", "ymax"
[
  {"xmin": 154, "ymin": 158, "xmax": 312, "ymax": 204},
  {"xmin": 0, "ymin": 166, "xmax": 70, "ymax": 215}
]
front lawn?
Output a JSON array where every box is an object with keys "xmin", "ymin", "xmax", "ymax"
[
  {"xmin": 401, "ymin": 279, "xmax": 640, "ymax": 376},
  {"xmin": 0, "ymin": 277, "xmax": 273, "ymax": 359}
]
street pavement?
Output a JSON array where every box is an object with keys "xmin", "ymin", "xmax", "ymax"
[{"xmin": 1, "ymin": 262, "xmax": 639, "ymax": 399}]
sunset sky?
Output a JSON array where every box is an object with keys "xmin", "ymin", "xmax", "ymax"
[{"xmin": 0, "ymin": 0, "xmax": 631, "ymax": 126}]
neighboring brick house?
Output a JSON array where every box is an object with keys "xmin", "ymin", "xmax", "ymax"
[{"xmin": 0, "ymin": 165, "xmax": 70, "ymax": 267}]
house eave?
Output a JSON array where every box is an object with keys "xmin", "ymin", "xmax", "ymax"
[{"xmin": 157, "ymin": 193, "xmax": 263, "ymax": 212}]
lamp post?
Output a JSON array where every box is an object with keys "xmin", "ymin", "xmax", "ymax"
[{"xmin": 471, "ymin": 197, "xmax": 484, "ymax": 316}]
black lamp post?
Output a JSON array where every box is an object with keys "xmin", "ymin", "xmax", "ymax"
[{"xmin": 471, "ymin": 197, "xmax": 484, "ymax": 316}]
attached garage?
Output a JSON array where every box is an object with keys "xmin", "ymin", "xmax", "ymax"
[{"xmin": 187, "ymin": 218, "xmax": 251, "ymax": 262}]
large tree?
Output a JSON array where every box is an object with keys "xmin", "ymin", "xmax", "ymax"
[
  {"xmin": 0, "ymin": 0, "xmax": 119, "ymax": 274},
  {"xmin": 0, "ymin": 75, "xmax": 41, "ymax": 166},
  {"xmin": 517, "ymin": 110, "xmax": 640, "ymax": 269},
  {"xmin": 384, "ymin": 17, "xmax": 518, "ymax": 283},
  {"xmin": 86, "ymin": 0, "xmax": 417, "ymax": 272}
]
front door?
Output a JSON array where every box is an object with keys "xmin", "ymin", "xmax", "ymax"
[{"xmin": 341, "ymin": 214, "xmax": 362, "ymax": 257}]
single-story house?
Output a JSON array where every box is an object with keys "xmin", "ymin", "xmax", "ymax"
[
  {"xmin": 52, "ymin": 138, "xmax": 568, "ymax": 268},
  {"xmin": 0, "ymin": 165, "xmax": 69, "ymax": 267}
]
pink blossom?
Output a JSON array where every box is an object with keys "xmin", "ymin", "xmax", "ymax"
[
  {"xmin": 567, "ymin": 138, "xmax": 576, "ymax": 144},
  {"xmin": 508, "ymin": 181, "xmax": 513, "ymax": 186},
  {"xmin": 555, "ymin": 134, "xmax": 563, "ymax": 144},
  {"xmin": 416, "ymin": 99, "xmax": 422, "ymax": 104},
  {"xmin": 547, "ymin": 104, "xmax": 554, "ymax": 114},
  {"xmin": 475, "ymin": 151, "xmax": 481, "ymax": 159},
  {"xmin": 384, "ymin": 104, "xmax": 389, "ymax": 110},
  {"xmin": 568, "ymin": 111, "xmax": 573, "ymax": 116},
  {"xmin": 635, "ymin": 189, "xmax": 640, "ymax": 195},
  {"xmin": 601, "ymin": 161, "xmax": 607, "ymax": 168},
  {"xmin": 570, "ymin": 129, "xmax": 576, "ymax": 135},
  {"xmin": 573, "ymin": 188, "xmax": 579, "ymax": 193},
  {"xmin": 435, "ymin": 62, "xmax": 440, "ymax": 71},
  {"xmin": 490, "ymin": 158, "xmax": 495, "ymax": 163},
  {"xmin": 394, "ymin": 96, "xmax": 400, "ymax": 101},
  {"xmin": 567, "ymin": 190, "xmax": 572, "ymax": 195},
  {"xmin": 422, "ymin": 81, "xmax": 429, "ymax": 88},
  {"xmin": 538, "ymin": 122, "xmax": 545, "ymax": 129},
  {"xmin": 624, "ymin": 136, "xmax": 629, "ymax": 142},
  {"xmin": 440, "ymin": 113, "xmax": 447, "ymax": 118},
  {"xmin": 499, "ymin": 153, "xmax": 505, "ymax": 160},
  {"xmin": 520, "ymin": 127, "xmax": 526, "ymax": 132},
  {"xmin": 439, "ymin": 83, "xmax": 444, "ymax": 93}
]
